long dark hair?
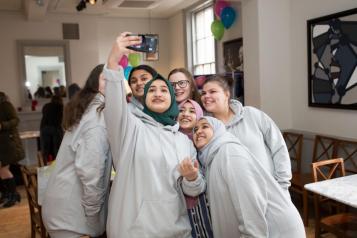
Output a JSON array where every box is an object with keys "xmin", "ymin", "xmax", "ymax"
[
  {"xmin": 128, "ymin": 65, "xmax": 158, "ymax": 85},
  {"xmin": 168, "ymin": 68, "xmax": 201, "ymax": 105},
  {"xmin": 63, "ymin": 64, "xmax": 104, "ymax": 131},
  {"xmin": 0, "ymin": 91, "xmax": 8, "ymax": 103}
]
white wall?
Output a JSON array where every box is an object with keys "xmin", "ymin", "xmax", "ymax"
[
  {"xmin": 242, "ymin": 0, "xmax": 292, "ymax": 129},
  {"xmin": 168, "ymin": 11, "xmax": 186, "ymax": 70},
  {"xmin": 290, "ymin": 0, "xmax": 357, "ymax": 139},
  {"xmin": 0, "ymin": 12, "xmax": 170, "ymax": 108}
]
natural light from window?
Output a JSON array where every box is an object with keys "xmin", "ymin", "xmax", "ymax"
[{"xmin": 192, "ymin": 6, "xmax": 216, "ymax": 75}]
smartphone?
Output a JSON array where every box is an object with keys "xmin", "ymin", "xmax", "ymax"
[{"xmin": 126, "ymin": 34, "xmax": 158, "ymax": 53}]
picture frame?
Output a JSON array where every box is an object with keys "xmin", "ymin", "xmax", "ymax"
[
  {"xmin": 307, "ymin": 8, "xmax": 357, "ymax": 110},
  {"xmin": 223, "ymin": 37, "xmax": 243, "ymax": 72},
  {"xmin": 145, "ymin": 34, "xmax": 159, "ymax": 61}
]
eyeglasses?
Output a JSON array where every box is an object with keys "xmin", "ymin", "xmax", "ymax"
[{"xmin": 171, "ymin": 80, "xmax": 190, "ymax": 89}]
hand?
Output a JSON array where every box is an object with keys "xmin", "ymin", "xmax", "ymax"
[
  {"xmin": 179, "ymin": 158, "xmax": 199, "ymax": 181},
  {"xmin": 107, "ymin": 32, "xmax": 142, "ymax": 70}
]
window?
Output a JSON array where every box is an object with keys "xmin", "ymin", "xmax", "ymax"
[{"xmin": 191, "ymin": 5, "xmax": 216, "ymax": 75}]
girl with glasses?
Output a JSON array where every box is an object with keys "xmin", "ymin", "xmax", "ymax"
[
  {"xmin": 104, "ymin": 33, "xmax": 205, "ymax": 238},
  {"xmin": 168, "ymin": 68, "xmax": 201, "ymax": 105}
]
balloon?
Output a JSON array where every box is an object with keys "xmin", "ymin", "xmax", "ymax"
[
  {"xmin": 118, "ymin": 55, "xmax": 128, "ymax": 68},
  {"xmin": 211, "ymin": 20, "xmax": 224, "ymax": 40},
  {"xmin": 214, "ymin": 0, "xmax": 230, "ymax": 18},
  {"xmin": 221, "ymin": 6, "xmax": 236, "ymax": 29},
  {"xmin": 128, "ymin": 53, "xmax": 141, "ymax": 67},
  {"xmin": 124, "ymin": 66, "xmax": 133, "ymax": 80}
]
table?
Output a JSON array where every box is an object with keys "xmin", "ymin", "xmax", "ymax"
[{"xmin": 304, "ymin": 174, "xmax": 357, "ymax": 208}]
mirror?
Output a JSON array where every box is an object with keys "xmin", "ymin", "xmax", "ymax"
[{"xmin": 17, "ymin": 40, "xmax": 72, "ymax": 105}]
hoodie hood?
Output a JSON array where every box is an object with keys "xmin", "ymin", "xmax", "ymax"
[
  {"xmin": 70, "ymin": 93, "xmax": 105, "ymax": 151},
  {"xmin": 226, "ymin": 99, "xmax": 244, "ymax": 128}
]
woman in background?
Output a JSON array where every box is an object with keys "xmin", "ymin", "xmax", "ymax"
[
  {"xmin": 201, "ymin": 76, "xmax": 291, "ymax": 195},
  {"xmin": 168, "ymin": 68, "xmax": 201, "ymax": 105},
  {"xmin": 0, "ymin": 92, "xmax": 24, "ymax": 208},
  {"xmin": 127, "ymin": 64, "xmax": 157, "ymax": 110},
  {"xmin": 193, "ymin": 116, "xmax": 305, "ymax": 238},
  {"xmin": 40, "ymin": 95, "xmax": 64, "ymax": 163},
  {"xmin": 42, "ymin": 64, "xmax": 112, "ymax": 238},
  {"xmin": 104, "ymin": 33, "xmax": 205, "ymax": 238},
  {"xmin": 178, "ymin": 99, "xmax": 213, "ymax": 238}
]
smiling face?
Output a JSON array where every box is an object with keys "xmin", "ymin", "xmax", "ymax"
[
  {"xmin": 201, "ymin": 81, "xmax": 230, "ymax": 114},
  {"xmin": 193, "ymin": 119, "xmax": 214, "ymax": 150},
  {"xmin": 130, "ymin": 69, "xmax": 153, "ymax": 98},
  {"xmin": 178, "ymin": 101, "xmax": 197, "ymax": 132},
  {"xmin": 169, "ymin": 72, "xmax": 192, "ymax": 103},
  {"xmin": 145, "ymin": 79, "xmax": 171, "ymax": 113}
]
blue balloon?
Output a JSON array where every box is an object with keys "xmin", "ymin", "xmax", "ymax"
[
  {"xmin": 220, "ymin": 6, "xmax": 236, "ymax": 29},
  {"xmin": 124, "ymin": 66, "xmax": 133, "ymax": 80}
]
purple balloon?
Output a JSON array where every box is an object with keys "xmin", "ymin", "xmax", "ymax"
[
  {"xmin": 214, "ymin": 0, "xmax": 230, "ymax": 19},
  {"xmin": 118, "ymin": 55, "xmax": 128, "ymax": 68}
]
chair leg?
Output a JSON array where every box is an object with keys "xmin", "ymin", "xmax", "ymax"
[{"xmin": 303, "ymin": 189, "xmax": 309, "ymax": 226}]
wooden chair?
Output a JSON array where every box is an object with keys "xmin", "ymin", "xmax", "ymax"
[
  {"xmin": 37, "ymin": 151, "xmax": 46, "ymax": 167},
  {"xmin": 312, "ymin": 158, "xmax": 357, "ymax": 238},
  {"xmin": 335, "ymin": 138, "xmax": 357, "ymax": 174},
  {"xmin": 20, "ymin": 165, "xmax": 49, "ymax": 238}
]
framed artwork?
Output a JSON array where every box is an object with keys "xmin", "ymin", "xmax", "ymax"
[
  {"xmin": 223, "ymin": 37, "xmax": 243, "ymax": 72},
  {"xmin": 145, "ymin": 34, "xmax": 159, "ymax": 61},
  {"xmin": 307, "ymin": 8, "xmax": 357, "ymax": 110}
]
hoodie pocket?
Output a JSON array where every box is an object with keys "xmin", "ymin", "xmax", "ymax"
[{"xmin": 128, "ymin": 199, "xmax": 190, "ymax": 238}]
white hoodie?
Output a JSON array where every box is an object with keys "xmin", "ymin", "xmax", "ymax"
[
  {"xmin": 226, "ymin": 100, "xmax": 292, "ymax": 191},
  {"xmin": 104, "ymin": 66, "xmax": 205, "ymax": 238}
]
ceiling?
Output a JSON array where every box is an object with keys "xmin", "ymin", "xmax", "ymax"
[{"xmin": 0, "ymin": 0, "xmax": 204, "ymax": 20}]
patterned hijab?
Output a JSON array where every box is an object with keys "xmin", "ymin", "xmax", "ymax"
[{"xmin": 143, "ymin": 74, "xmax": 179, "ymax": 126}]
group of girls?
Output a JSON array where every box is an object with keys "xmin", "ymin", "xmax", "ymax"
[{"xmin": 42, "ymin": 33, "xmax": 305, "ymax": 238}]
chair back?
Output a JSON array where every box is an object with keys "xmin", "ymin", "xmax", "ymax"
[
  {"xmin": 37, "ymin": 151, "xmax": 46, "ymax": 167},
  {"xmin": 283, "ymin": 132, "xmax": 303, "ymax": 173},
  {"xmin": 312, "ymin": 135, "xmax": 339, "ymax": 163},
  {"xmin": 312, "ymin": 158, "xmax": 345, "ymax": 182},
  {"xmin": 335, "ymin": 139, "xmax": 357, "ymax": 174},
  {"xmin": 20, "ymin": 165, "xmax": 48, "ymax": 238}
]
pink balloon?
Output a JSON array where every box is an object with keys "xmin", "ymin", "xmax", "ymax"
[
  {"xmin": 118, "ymin": 55, "xmax": 128, "ymax": 68},
  {"xmin": 214, "ymin": 0, "xmax": 230, "ymax": 18}
]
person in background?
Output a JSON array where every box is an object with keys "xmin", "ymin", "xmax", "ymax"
[
  {"xmin": 44, "ymin": 86, "xmax": 53, "ymax": 98},
  {"xmin": 201, "ymin": 76, "xmax": 292, "ymax": 196},
  {"xmin": 42, "ymin": 64, "xmax": 112, "ymax": 238},
  {"xmin": 177, "ymin": 99, "xmax": 213, "ymax": 238},
  {"xmin": 193, "ymin": 116, "xmax": 305, "ymax": 238},
  {"xmin": 68, "ymin": 83, "xmax": 81, "ymax": 100},
  {"xmin": 34, "ymin": 86, "xmax": 46, "ymax": 98},
  {"xmin": 127, "ymin": 64, "xmax": 157, "ymax": 110},
  {"xmin": 104, "ymin": 33, "xmax": 205, "ymax": 238},
  {"xmin": 0, "ymin": 92, "xmax": 24, "ymax": 208},
  {"xmin": 40, "ymin": 95, "xmax": 64, "ymax": 164},
  {"xmin": 59, "ymin": 85, "xmax": 67, "ymax": 97},
  {"xmin": 53, "ymin": 86, "xmax": 60, "ymax": 97},
  {"xmin": 168, "ymin": 68, "xmax": 201, "ymax": 105}
]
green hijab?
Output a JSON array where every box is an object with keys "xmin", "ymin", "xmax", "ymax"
[{"xmin": 143, "ymin": 74, "xmax": 179, "ymax": 126}]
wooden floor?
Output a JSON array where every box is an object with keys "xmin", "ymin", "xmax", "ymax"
[{"xmin": 0, "ymin": 186, "xmax": 335, "ymax": 238}]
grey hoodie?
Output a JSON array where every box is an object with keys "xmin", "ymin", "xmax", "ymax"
[
  {"xmin": 199, "ymin": 116, "xmax": 305, "ymax": 238},
  {"xmin": 104, "ymin": 67, "xmax": 205, "ymax": 238},
  {"xmin": 226, "ymin": 100, "xmax": 292, "ymax": 191},
  {"xmin": 42, "ymin": 94, "xmax": 112, "ymax": 237}
]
